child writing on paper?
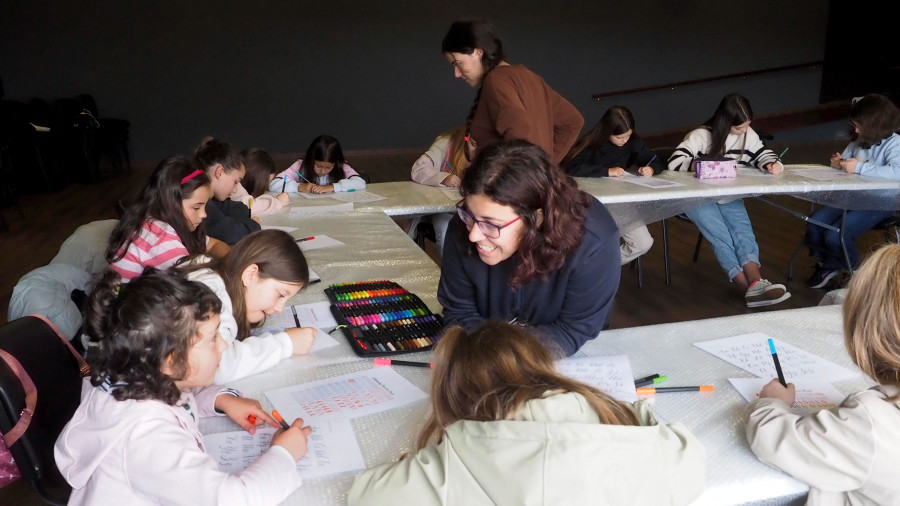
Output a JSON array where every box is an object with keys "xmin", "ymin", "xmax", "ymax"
[
  {"xmin": 348, "ymin": 321, "xmax": 705, "ymax": 506},
  {"xmin": 271, "ymin": 135, "xmax": 366, "ymax": 194},
  {"xmin": 804, "ymin": 94, "xmax": 900, "ymax": 289},
  {"xmin": 667, "ymin": 93, "xmax": 790, "ymax": 308},
  {"xmin": 107, "ymin": 156, "xmax": 228, "ymax": 281},
  {"xmin": 408, "ymin": 126, "xmax": 470, "ymax": 257},
  {"xmin": 180, "ymin": 230, "xmax": 317, "ymax": 383},
  {"xmin": 194, "ymin": 137, "xmax": 261, "ymax": 246},
  {"xmin": 562, "ymin": 106, "xmax": 663, "ymax": 265},
  {"xmin": 746, "ymin": 244, "xmax": 900, "ymax": 505},
  {"xmin": 55, "ymin": 268, "xmax": 313, "ymax": 505},
  {"xmin": 231, "ymin": 148, "xmax": 291, "ymax": 217}
]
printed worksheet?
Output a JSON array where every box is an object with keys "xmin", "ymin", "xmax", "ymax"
[
  {"xmin": 289, "ymin": 202, "xmax": 354, "ymax": 215},
  {"xmin": 789, "ymin": 167, "xmax": 853, "ymax": 181},
  {"xmin": 736, "ymin": 167, "xmax": 774, "ymax": 177},
  {"xmin": 203, "ymin": 419, "xmax": 365, "ymax": 479},
  {"xmin": 329, "ymin": 191, "xmax": 387, "ymax": 203},
  {"xmin": 295, "ymin": 192, "xmax": 339, "ymax": 200},
  {"xmin": 693, "ymin": 332, "xmax": 858, "ymax": 382},
  {"xmin": 728, "ymin": 377, "xmax": 847, "ymax": 416},
  {"xmin": 441, "ymin": 188, "xmax": 461, "ymax": 201},
  {"xmin": 265, "ymin": 367, "xmax": 428, "ymax": 422},
  {"xmin": 610, "ymin": 176, "xmax": 686, "ymax": 189},
  {"xmin": 297, "ymin": 235, "xmax": 346, "ymax": 251},
  {"xmin": 556, "ymin": 355, "xmax": 638, "ymax": 403},
  {"xmin": 251, "ymin": 315, "xmax": 340, "ymax": 354}
]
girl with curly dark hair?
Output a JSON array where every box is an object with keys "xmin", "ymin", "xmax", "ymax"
[{"xmin": 56, "ymin": 268, "xmax": 312, "ymax": 504}]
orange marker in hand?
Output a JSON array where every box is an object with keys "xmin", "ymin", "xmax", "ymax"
[{"xmin": 271, "ymin": 410, "xmax": 291, "ymax": 430}]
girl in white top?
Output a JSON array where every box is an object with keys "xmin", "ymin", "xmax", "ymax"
[
  {"xmin": 349, "ymin": 321, "xmax": 705, "ymax": 506},
  {"xmin": 55, "ymin": 268, "xmax": 313, "ymax": 506},
  {"xmin": 271, "ymin": 134, "xmax": 366, "ymax": 194},
  {"xmin": 668, "ymin": 93, "xmax": 790, "ymax": 308},
  {"xmin": 181, "ymin": 230, "xmax": 317, "ymax": 383},
  {"xmin": 408, "ymin": 126, "xmax": 470, "ymax": 257},
  {"xmin": 746, "ymin": 243, "xmax": 900, "ymax": 505}
]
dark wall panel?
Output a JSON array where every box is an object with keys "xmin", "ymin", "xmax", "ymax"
[{"xmin": 1, "ymin": 1, "xmax": 828, "ymax": 160}]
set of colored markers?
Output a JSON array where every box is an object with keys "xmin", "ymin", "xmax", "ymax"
[{"xmin": 325, "ymin": 280, "xmax": 444, "ymax": 357}]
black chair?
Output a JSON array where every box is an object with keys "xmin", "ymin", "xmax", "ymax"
[
  {"xmin": 0, "ymin": 315, "xmax": 89, "ymax": 505},
  {"xmin": 77, "ymin": 94, "xmax": 130, "ymax": 173},
  {"xmin": 414, "ymin": 222, "xmax": 436, "ymax": 250}
]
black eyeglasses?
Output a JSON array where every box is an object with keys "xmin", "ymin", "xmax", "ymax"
[{"xmin": 456, "ymin": 200, "xmax": 521, "ymax": 239}]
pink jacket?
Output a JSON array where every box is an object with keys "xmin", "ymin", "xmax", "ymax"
[
  {"xmin": 232, "ymin": 183, "xmax": 286, "ymax": 217},
  {"xmin": 272, "ymin": 159, "xmax": 366, "ymax": 192},
  {"xmin": 55, "ymin": 379, "xmax": 303, "ymax": 505}
]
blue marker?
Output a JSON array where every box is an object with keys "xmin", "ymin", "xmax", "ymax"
[{"xmin": 768, "ymin": 338, "xmax": 787, "ymax": 386}]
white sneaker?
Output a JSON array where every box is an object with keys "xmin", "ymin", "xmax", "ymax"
[{"xmin": 745, "ymin": 279, "xmax": 791, "ymax": 308}]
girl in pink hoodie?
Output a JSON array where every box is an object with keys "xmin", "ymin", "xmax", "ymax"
[{"xmin": 55, "ymin": 268, "xmax": 312, "ymax": 505}]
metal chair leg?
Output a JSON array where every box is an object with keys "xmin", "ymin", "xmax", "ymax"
[{"xmin": 662, "ymin": 219, "xmax": 671, "ymax": 285}]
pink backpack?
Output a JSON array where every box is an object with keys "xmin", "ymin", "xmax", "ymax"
[{"xmin": 0, "ymin": 314, "xmax": 88, "ymax": 489}]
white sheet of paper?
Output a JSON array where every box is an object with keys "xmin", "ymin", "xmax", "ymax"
[
  {"xmin": 293, "ymin": 301, "xmax": 338, "ymax": 329},
  {"xmin": 260, "ymin": 225, "xmax": 299, "ymax": 233},
  {"xmin": 789, "ymin": 167, "xmax": 853, "ymax": 181},
  {"xmin": 307, "ymin": 328, "xmax": 341, "ymax": 353},
  {"xmin": 441, "ymin": 188, "xmax": 461, "ymax": 201},
  {"xmin": 289, "ymin": 202, "xmax": 354, "ymax": 215},
  {"xmin": 265, "ymin": 367, "xmax": 428, "ymax": 422},
  {"xmin": 308, "ymin": 268, "xmax": 321, "ymax": 284},
  {"xmin": 555, "ymin": 355, "xmax": 638, "ymax": 403},
  {"xmin": 298, "ymin": 235, "xmax": 346, "ymax": 251},
  {"xmin": 612, "ymin": 177, "xmax": 685, "ymax": 189},
  {"xmin": 296, "ymin": 192, "xmax": 339, "ymax": 200},
  {"xmin": 251, "ymin": 318, "xmax": 340, "ymax": 353},
  {"xmin": 203, "ymin": 419, "xmax": 365, "ymax": 479},
  {"xmin": 693, "ymin": 332, "xmax": 858, "ymax": 382},
  {"xmin": 329, "ymin": 191, "xmax": 387, "ymax": 203},
  {"xmin": 736, "ymin": 167, "xmax": 773, "ymax": 177},
  {"xmin": 728, "ymin": 377, "xmax": 847, "ymax": 416}
]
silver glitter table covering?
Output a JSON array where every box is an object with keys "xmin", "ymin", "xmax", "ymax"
[
  {"xmin": 199, "ymin": 195, "xmax": 872, "ymax": 505},
  {"xmin": 283, "ymin": 168, "xmax": 900, "ymax": 235},
  {"xmin": 575, "ymin": 304, "xmax": 871, "ymax": 506}
]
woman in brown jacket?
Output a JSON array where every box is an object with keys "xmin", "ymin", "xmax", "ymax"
[{"xmin": 441, "ymin": 20, "xmax": 584, "ymax": 164}]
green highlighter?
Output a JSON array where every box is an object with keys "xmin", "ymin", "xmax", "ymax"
[{"xmin": 634, "ymin": 375, "xmax": 668, "ymax": 388}]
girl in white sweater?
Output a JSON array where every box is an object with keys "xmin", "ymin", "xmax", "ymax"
[
  {"xmin": 181, "ymin": 230, "xmax": 318, "ymax": 383},
  {"xmin": 746, "ymin": 244, "xmax": 900, "ymax": 505}
]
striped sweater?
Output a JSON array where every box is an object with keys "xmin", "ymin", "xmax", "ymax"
[
  {"xmin": 667, "ymin": 127, "xmax": 782, "ymax": 172},
  {"xmin": 108, "ymin": 219, "xmax": 191, "ymax": 281}
]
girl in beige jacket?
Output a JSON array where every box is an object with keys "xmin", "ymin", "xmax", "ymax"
[
  {"xmin": 349, "ymin": 321, "xmax": 705, "ymax": 506},
  {"xmin": 746, "ymin": 244, "xmax": 900, "ymax": 505}
]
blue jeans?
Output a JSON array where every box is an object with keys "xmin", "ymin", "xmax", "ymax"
[
  {"xmin": 685, "ymin": 199, "xmax": 760, "ymax": 280},
  {"xmin": 805, "ymin": 206, "xmax": 893, "ymax": 270}
]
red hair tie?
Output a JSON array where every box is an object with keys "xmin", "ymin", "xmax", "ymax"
[{"xmin": 181, "ymin": 169, "xmax": 204, "ymax": 184}]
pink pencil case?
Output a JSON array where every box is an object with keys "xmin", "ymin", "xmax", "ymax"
[{"xmin": 693, "ymin": 156, "xmax": 736, "ymax": 179}]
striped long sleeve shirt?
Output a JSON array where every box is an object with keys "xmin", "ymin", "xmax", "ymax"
[{"xmin": 667, "ymin": 127, "xmax": 782, "ymax": 172}]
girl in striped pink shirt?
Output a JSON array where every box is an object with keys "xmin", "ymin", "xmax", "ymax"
[{"xmin": 107, "ymin": 156, "xmax": 228, "ymax": 281}]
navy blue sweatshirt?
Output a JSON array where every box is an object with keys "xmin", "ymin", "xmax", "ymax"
[
  {"xmin": 437, "ymin": 195, "xmax": 621, "ymax": 356},
  {"xmin": 567, "ymin": 136, "xmax": 663, "ymax": 178},
  {"xmin": 204, "ymin": 198, "xmax": 260, "ymax": 246}
]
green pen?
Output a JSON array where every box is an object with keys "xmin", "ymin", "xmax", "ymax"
[
  {"xmin": 634, "ymin": 375, "xmax": 668, "ymax": 388},
  {"xmin": 779, "ymin": 147, "xmax": 789, "ymax": 159},
  {"xmin": 347, "ymin": 189, "xmax": 356, "ymax": 192}
]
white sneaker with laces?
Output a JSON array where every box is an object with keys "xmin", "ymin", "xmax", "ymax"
[{"xmin": 745, "ymin": 279, "xmax": 791, "ymax": 308}]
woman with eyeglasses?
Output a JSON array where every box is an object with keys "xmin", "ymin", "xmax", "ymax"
[
  {"xmin": 442, "ymin": 19, "xmax": 583, "ymax": 164},
  {"xmin": 437, "ymin": 140, "xmax": 621, "ymax": 356}
]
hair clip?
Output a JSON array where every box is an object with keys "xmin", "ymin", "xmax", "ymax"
[
  {"xmin": 181, "ymin": 169, "xmax": 204, "ymax": 184},
  {"xmin": 113, "ymin": 285, "xmax": 121, "ymax": 297}
]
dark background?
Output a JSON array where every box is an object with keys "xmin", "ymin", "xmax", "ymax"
[{"xmin": 2, "ymin": 0, "xmax": 892, "ymax": 161}]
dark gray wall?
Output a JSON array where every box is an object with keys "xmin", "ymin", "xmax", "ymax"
[{"xmin": 1, "ymin": 1, "xmax": 828, "ymax": 161}]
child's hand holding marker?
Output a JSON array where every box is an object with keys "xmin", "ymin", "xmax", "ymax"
[
  {"xmin": 214, "ymin": 394, "xmax": 279, "ymax": 435},
  {"xmin": 271, "ymin": 410, "xmax": 314, "ymax": 461},
  {"xmin": 758, "ymin": 378, "xmax": 796, "ymax": 405}
]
